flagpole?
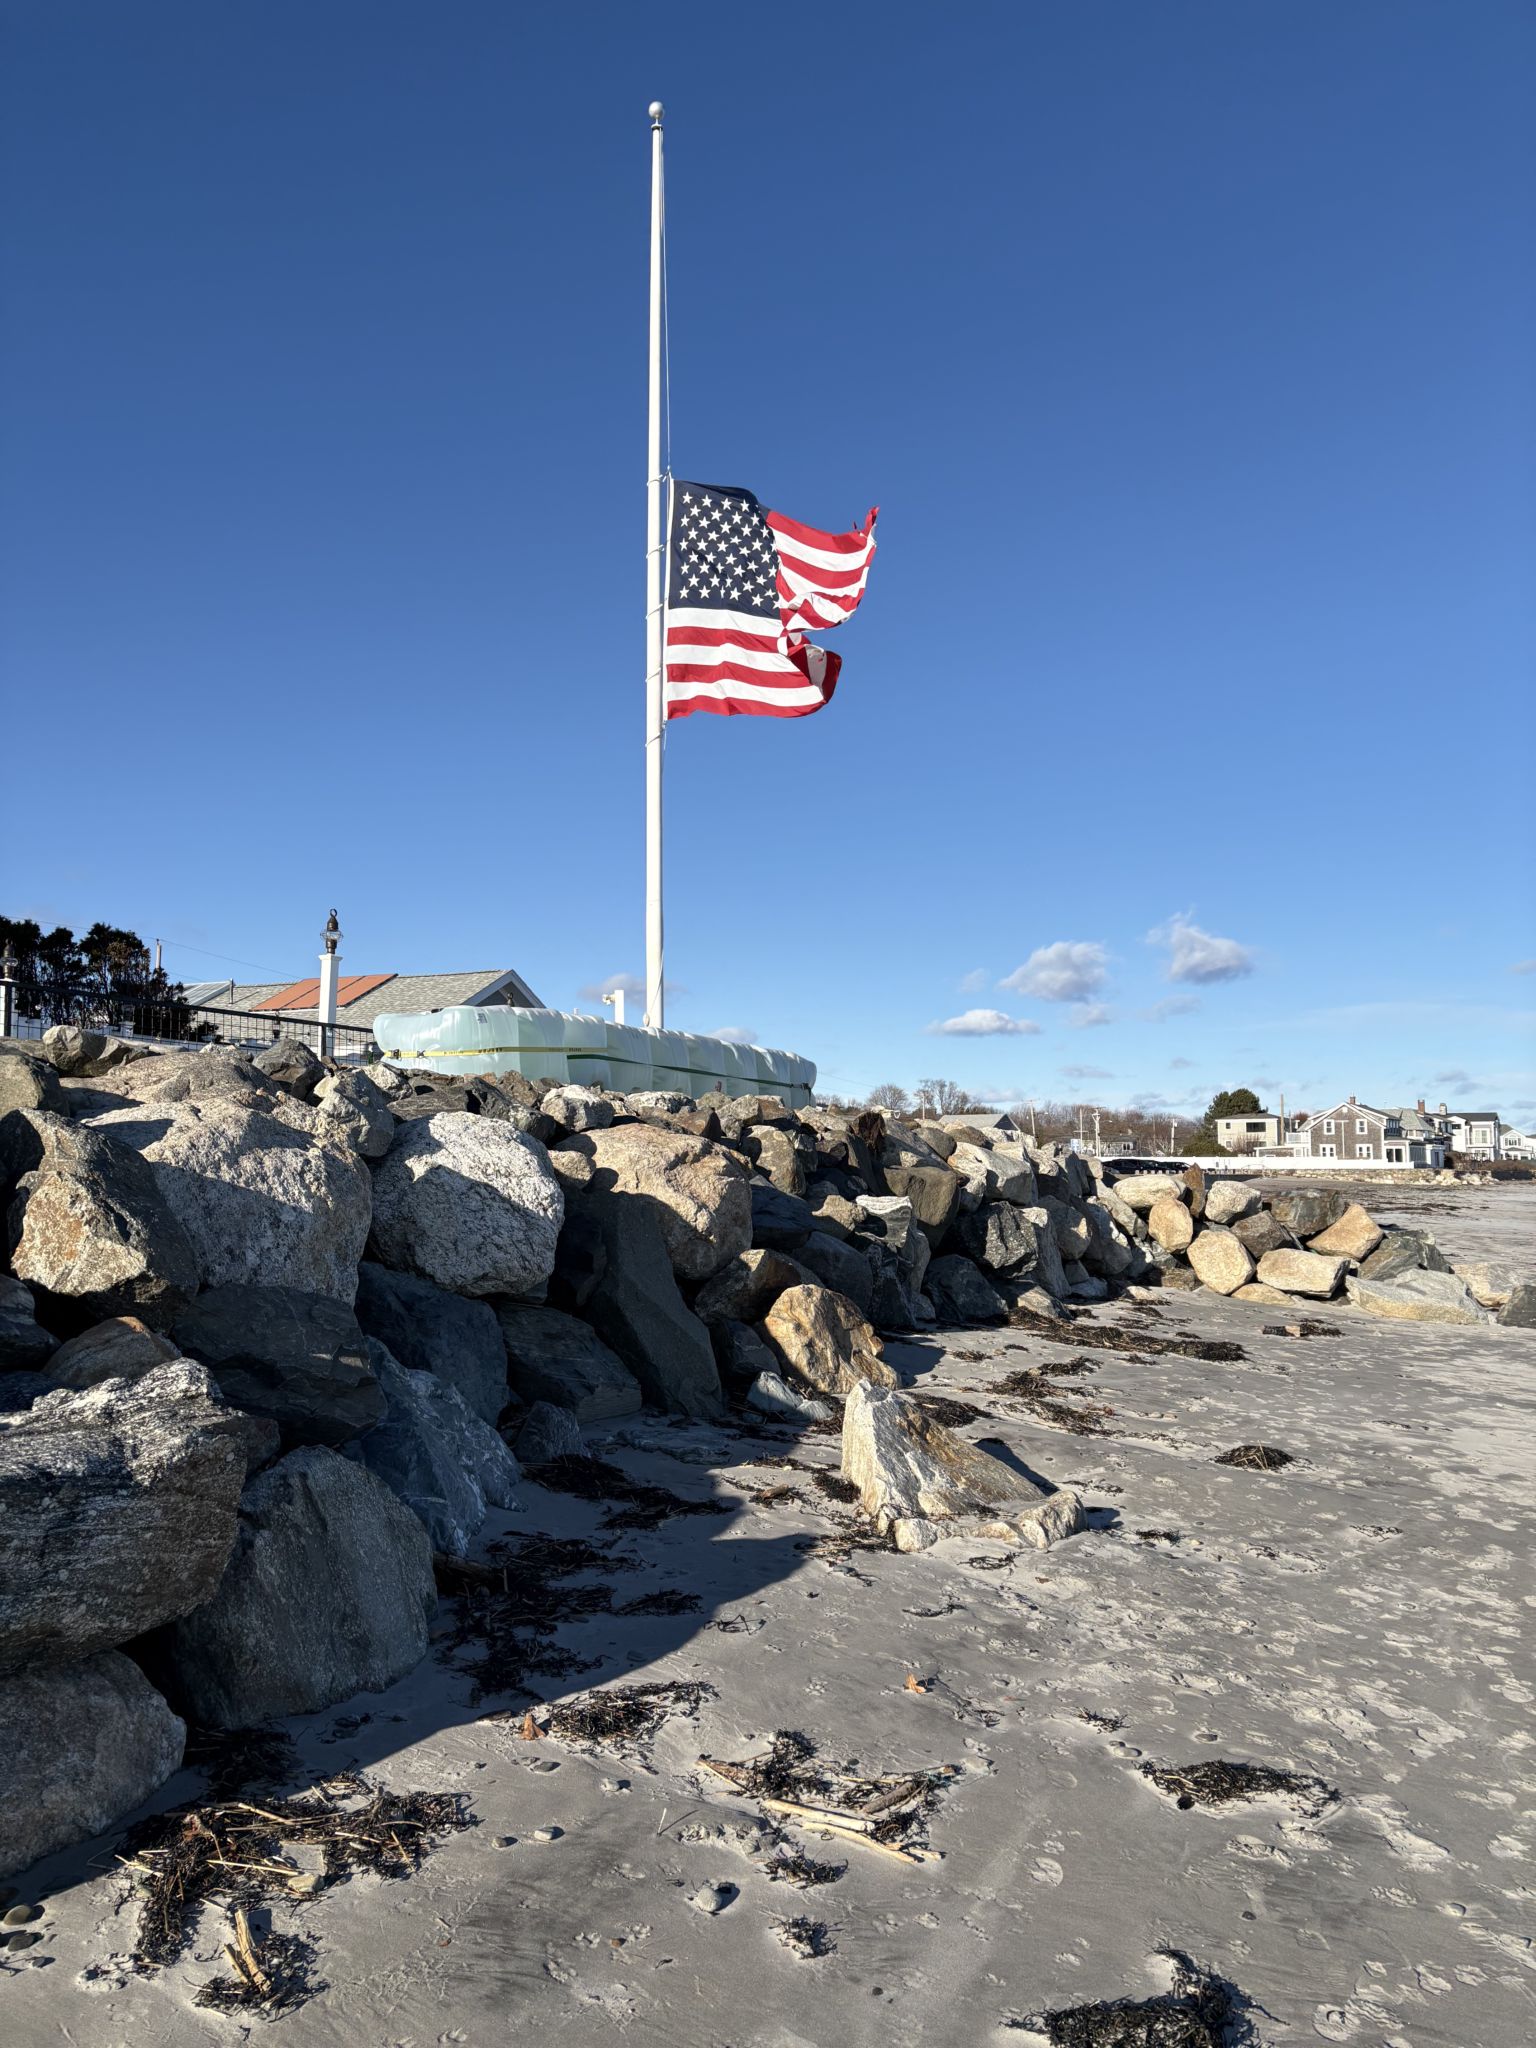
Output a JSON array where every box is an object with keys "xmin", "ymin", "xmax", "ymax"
[{"xmin": 644, "ymin": 100, "xmax": 666, "ymax": 1030}]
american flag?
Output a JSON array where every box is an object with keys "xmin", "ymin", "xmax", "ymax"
[{"xmin": 664, "ymin": 481, "xmax": 878, "ymax": 720}]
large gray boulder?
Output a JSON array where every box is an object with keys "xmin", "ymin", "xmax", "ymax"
[
  {"xmin": 751, "ymin": 1181, "xmax": 814, "ymax": 1250},
  {"xmin": 856, "ymin": 1194, "xmax": 932, "ymax": 1302},
  {"xmin": 171, "ymin": 1285, "xmax": 385, "ymax": 1448},
  {"xmin": 90, "ymin": 1045, "xmax": 269, "ymax": 1107},
  {"xmin": 841, "ymin": 1383, "xmax": 1084, "ymax": 1554},
  {"xmin": 1268, "ymin": 1188, "xmax": 1352, "ymax": 1240},
  {"xmin": 369, "ymin": 1112, "xmax": 564, "ymax": 1298},
  {"xmin": 1358, "ymin": 1229, "xmax": 1449, "ymax": 1281},
  {"xmin": 0, "ymin": 1362, "xmax": 246, "ymax": 1675},
  {"xmin": 347, "ymin": 1344, "xmax": 519, "ymax": 1556},
  {"xmin": 495, "ymin": 1303, "xmax": 642, "ymax": 1421},
  {"xmin": 2, "ymin": 1108, "xmax": 198, "ymax": 1328},
  {"xmin": 1346, "ymin": 1269, "xmax": 1490, "ymax": 1325},
  {"xmin": 745, "ymin": 1125, "xmax": 807, "ymax": 1197},
  {"xmin": 1231, "ymin": 1208, "xmax": 1296, "ymax": 1260},
  {"xmin": 925, "ymin": 1254, "xmax": 1006, "ymax": 1324},
  {"xmin": 1186, "ymin": 1226, "xmax": 1256, "ymax": 1296},
  {"xmin": 354, "ymin": 1263, "xmax": 507, "ymax": 1425},
  {"xmin": 1308, "ymin": 1203, "xmax": 1385, "ymax": 1263},
  {"xmin": 0, "ymin": 1653, "xmax": 186, "ymax": 1881},
  {"xmin": 954, "ymin": 1199, "xmax": 1039, "ymax": 1275},
  {"xmin": 87, "ymin": 1098, "xmax": 371, "ymax": 1304},
  {"xmin": 790, "ymin": 1229, "xmax": 876, "ymax": 1316},
  {"xmin": 881, "ymin": 1165, "xmax": 961, "ymax": 1247},
  {"xmin": 758, "ymin": 1283, "xmax": 895, "ymax": 1398},
  {"xmin": 1256, "ymin": 1248, "xmax": 1348, "ymax": 1298},
  {"xmin": 39, "ymin": 1024, "xmax": 151, "ymax": 1078},
  {"xmin": 1204, "ymin": 1181, "xmax": 1261, "ymax": 1226},
  {"xmin": 252, "ymin": 1038, "xmax": 324, "ymax": 1099},
  {"xmin": 1109, "ymin": 1172, "xmax": 1182, "ymax": 1213},
  {"xmin": 556, "ymin": 1123, "xmax": 751, "ymax": 1282},
  {"xmin": 692, "ymin": 1247, "xmax": 807, "ymax": 1326},
  {"xmin": 553, "ymin": 1187, "xmax": 722, "ymax": 1418},
  {"xmin": 0, "ymin": 1048, "xmax": 65, "ymax": 1117},
  {"xmin": 166, "ymin": 1446, "xmax": 436, "ymax": 1727},
  {"xmin": 0, "ymin": 1274, "xmax": 57, "ymax": 1370},
  {"xmin": 1498, "ymin": 1284, "xmax": 1536, "ymax": 1328},
  {"xmin": 44, "ymin": 1315, "xmax": 180, "ymax": 1390},
  {"xmin": 313, "ymin": 1066, "xmax": 395, "ymax": 1159}
]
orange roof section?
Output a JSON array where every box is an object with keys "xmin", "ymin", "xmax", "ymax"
[{"xmin": 253, "ymin": 973, "xmax": 397, "ymax": 1012}]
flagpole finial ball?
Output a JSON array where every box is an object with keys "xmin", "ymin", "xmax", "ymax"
[{"xmin": 648, "ymin": 101, "xmax": 664, "ymax": 124}]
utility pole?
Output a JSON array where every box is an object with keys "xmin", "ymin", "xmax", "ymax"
[
  {"xmin": 643, "ymin": 101, "xmax": 667, "ymax": 1030},
  {"xmin": 1092, "ymin": 1106, "xmax": 1101, "ymax": 1155}
]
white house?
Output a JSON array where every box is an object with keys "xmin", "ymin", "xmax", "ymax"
[{"xmin": 1307, "ymin": 1098, "xmax": 1446, "ymax": 1168}]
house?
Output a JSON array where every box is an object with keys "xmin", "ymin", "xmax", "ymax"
[
  {"xmin": 1307, "ymin": 1096, "xmax": 1446, "ymax": 1168},
  {"xmin": 1426, "ymin": 1102, "xmax": 1504, "ymax": 1161},
  {"xmin": 1500, "ymin": 1127, "xmax": 1536, "ymax": 1162},
  {"xmin": 1214, "ymin": 1112, "xmax": 1285, "ymax": 1153},
  {"xmin": 182, "ymin": 967, "xmax": 543, "ymax": 1052}
]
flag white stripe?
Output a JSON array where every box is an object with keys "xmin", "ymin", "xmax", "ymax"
[
  {"xmin": 664, "ymin": 639, "xmax": 804, "ymax": 674},
  {"xmin": 665, "ymin": 606, "xmax": 782, "ymax": 638},
  {"xmin": 778, "ymin": 560, "xmax": 869, "ymax": 605},
  {"xmin": 665, "ymin": 675, "xmax": 825, "ymax": 708},
  {"xmin": 769, "ymin": 531, "xmax": 876, "ymax": 574}
]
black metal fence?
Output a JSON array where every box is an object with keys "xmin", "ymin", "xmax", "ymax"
[{"xmin": 2, "ymin": 981, "xmax": 377, "ymax": 1064}]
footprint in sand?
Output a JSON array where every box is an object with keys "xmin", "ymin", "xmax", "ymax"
[{"xmin": 1030, "ymin": 1856, "xmax": 1064, "ymax": 1886}]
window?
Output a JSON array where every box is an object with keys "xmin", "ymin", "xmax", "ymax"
[
  {"xmin": 1386, "ymin": 1146, "xmax": 1404, "ymax": 1163},
  {"xmin": 1355, "ymin": 1119, "xmax": 1367, "ymax": 1134},
  {"xmin": 1323, "ymin": 1118, "xmax": 1335, "ymax": 1134},
  {"xmin": 1356, "ymin": 1144, "xmax": 1372, "ymax": 1158},
  {"xmin": 1319, "ymin": 1143, "xmax": 1336, "ymax": 1158},
  {"xmin": 1245, "ymin": 1120, "xmax": 1265, "ymax": 1132}
]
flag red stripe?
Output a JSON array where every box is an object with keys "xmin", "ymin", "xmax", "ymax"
[
  {"xmin": 668, "ymin": 693, "xmax": 829, "ymax": 720},
  {"xmin": 765, "ymin": 505, "xmax": 878, "ymax": 554}
]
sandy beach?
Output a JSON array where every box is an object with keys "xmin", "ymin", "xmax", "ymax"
[{"xmin": 4, "ymin": 1182, "xmax": 1532, "ymax": 2047}]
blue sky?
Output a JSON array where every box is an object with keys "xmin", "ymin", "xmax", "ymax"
[{"xmin": 3, "ymin": 1, "xmax": 1532, "ymax": 1120}]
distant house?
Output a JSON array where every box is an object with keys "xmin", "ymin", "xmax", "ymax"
[
  {"xmin": 1426, "ymin": 1102, "xmax": 1503, "ymax": 1161},
  {"xmin": 1500, "ymin": 1127, "xmax": 1536, "ymax": 1162},
  {"xmin": 183, "ymin": 967, "xmax": 543, "ymax": 1050},
  {"xmin": 1307, "ymin": 1096, "xmax": 1446, "ymax": 1168},
  {"xmin": 1214, "ymin": 1112, "xmax": 1285, "ymax": 1153}
]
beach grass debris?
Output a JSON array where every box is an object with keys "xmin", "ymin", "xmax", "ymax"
[
  {"xmin": 193, "ymin": 1922, "xmax": 321, "ymax": 2014},
  {"xmin": 1008, "ymin": 1308, "xmax": 1246, "ymax": 1364},
  {"xmin": 541, "ymin": 1679, "xmax": 716, "ymax": 1748},
  {"xmin": 808, "ymin": 1469, "xmax": 860, "ymax": 1505},
  {"xmin": 773, "ymin": 1915, "xmax": 837, "ymax": 1959},
  {"xmin": 119, "ymin": 1771, "xmax": 474, "ymax": 2001},
  {"xmin": 912, "ymin": 1393, "xmax": 989, "ymax": 1428},
  {"xmin": 997, "ymin": 1358, "xmax": 1114, "ymax": 1435},
  {"xmin": 1261, "ymin": 1321, "xmax": 1341, "ymax": 1339},
  {"xmin": 1140, "ymin": 1759, "xmax": 1337, "ymax": 1816},
  {"xmin": 700, "ymin": 1731, "xmax": 956, "ymax": 1851},
  {"xmin": 1214, "ymin": 1444, "xmax": 1293, "ymax": 1471},
  {"xmin": 1016, "ymin": 1947, "xmax": 1251, "ymax": 2045},
  {"xmin": 529, "ymin": 1452, "xmax": 733, "ymax": 1532},
  {"xmin": 448, "ymin": 1530, "xmax": 647, "ymax": 1702},
  {"xmin": 616, "ymin": 1588, "xmax": 702, "ymax": 1616},
  {"xmin": 765, "ymin": 1848, "xmax": 847, "ymax": 1888}
]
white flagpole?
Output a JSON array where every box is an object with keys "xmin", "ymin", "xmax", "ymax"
[{"xmin": 644, "ymin": 100, "xmax": 666, "ymax": 1030}]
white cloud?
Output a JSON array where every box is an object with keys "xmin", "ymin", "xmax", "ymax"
[
  {"xmin": 926, "ymin": 1008, "xmax": 1041, "ymax": 1038},
  {"xmin": 1512, "ymin": 959, "xmax": 1536, "ymax": 975},
  {"xmin": 1148, "ymin": 914, "xmax": 1254, "ymax": 985},
  {"xmin": 1070, "ymin": 1003, "xmax": 1113, "ymax": 1029},
  {"xmin": 1142, "ymin": 994, "xmax": 1201, "ymax": 1022},
  {"xmin": 1169, "ymin": 1056, "xmax": 1195, "ymax": 1070},
  {"xmin": 958, "ymin": 967, "xmax": 988, "ymax": 993},
  {"xmin": 1060, "ymin": 1063, "xmax": 1113, "ymax": 1081},
  {"xmin": 711, "ymin": 1025, "xmax": 758, "ymax": 1045},
  {"xmin": 999, "ymin": 941, "xmax": 1108, "ymax": 1004}
]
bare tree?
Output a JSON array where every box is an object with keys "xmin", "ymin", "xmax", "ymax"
[
  {"xmin": 914, "ymin": 1077, "xmax": 993, "ymax": 1118},
  {"xmin": 866, "ymin": 1082, "xmax": 913, "ymax": 1117}
]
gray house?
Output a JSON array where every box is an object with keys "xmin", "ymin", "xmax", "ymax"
[{"xmin": 1308, "ymin": 1097, "xmax": 1446, "ymax": 1168}]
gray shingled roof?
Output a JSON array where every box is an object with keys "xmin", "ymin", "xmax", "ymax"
[{"xmin": 188, "ymin": 967, "xmax": 541, "ymax": 1031}]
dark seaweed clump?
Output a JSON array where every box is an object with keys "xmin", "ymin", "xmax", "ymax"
[
  {"xmin": 1214, "ymin": 1444, "xmax": 1292, "ymax": 1471},
  {"xmin": 543, "ymin": 1679, "xmax": 716, "ymax": 1748},
  {"xmin": 1019, "ymin": 1948, "xmax": 1252, "ymax": 2046},
  {"xmin": 120, "ymin": 1772, "xmax": 473, "ymax": 2006},
  {"xmin": 997, "ymin": 1357, "xmax": 1113, "ymax": 1435},
  {"xmin": 1140, "ymin": 1759, "xmax": 1337, "ymax": 1816},
  {"xmin": 774, "ymin": 1915, "xmax": 837, "ymax": 1959},
  {"xmin": 1008, "ymin": 1308, "xmax": 1246, "ymax": 1364},
  {"xmin": 530, "ymin": 1453, "xmax": 734, "ymax": 1532}
]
